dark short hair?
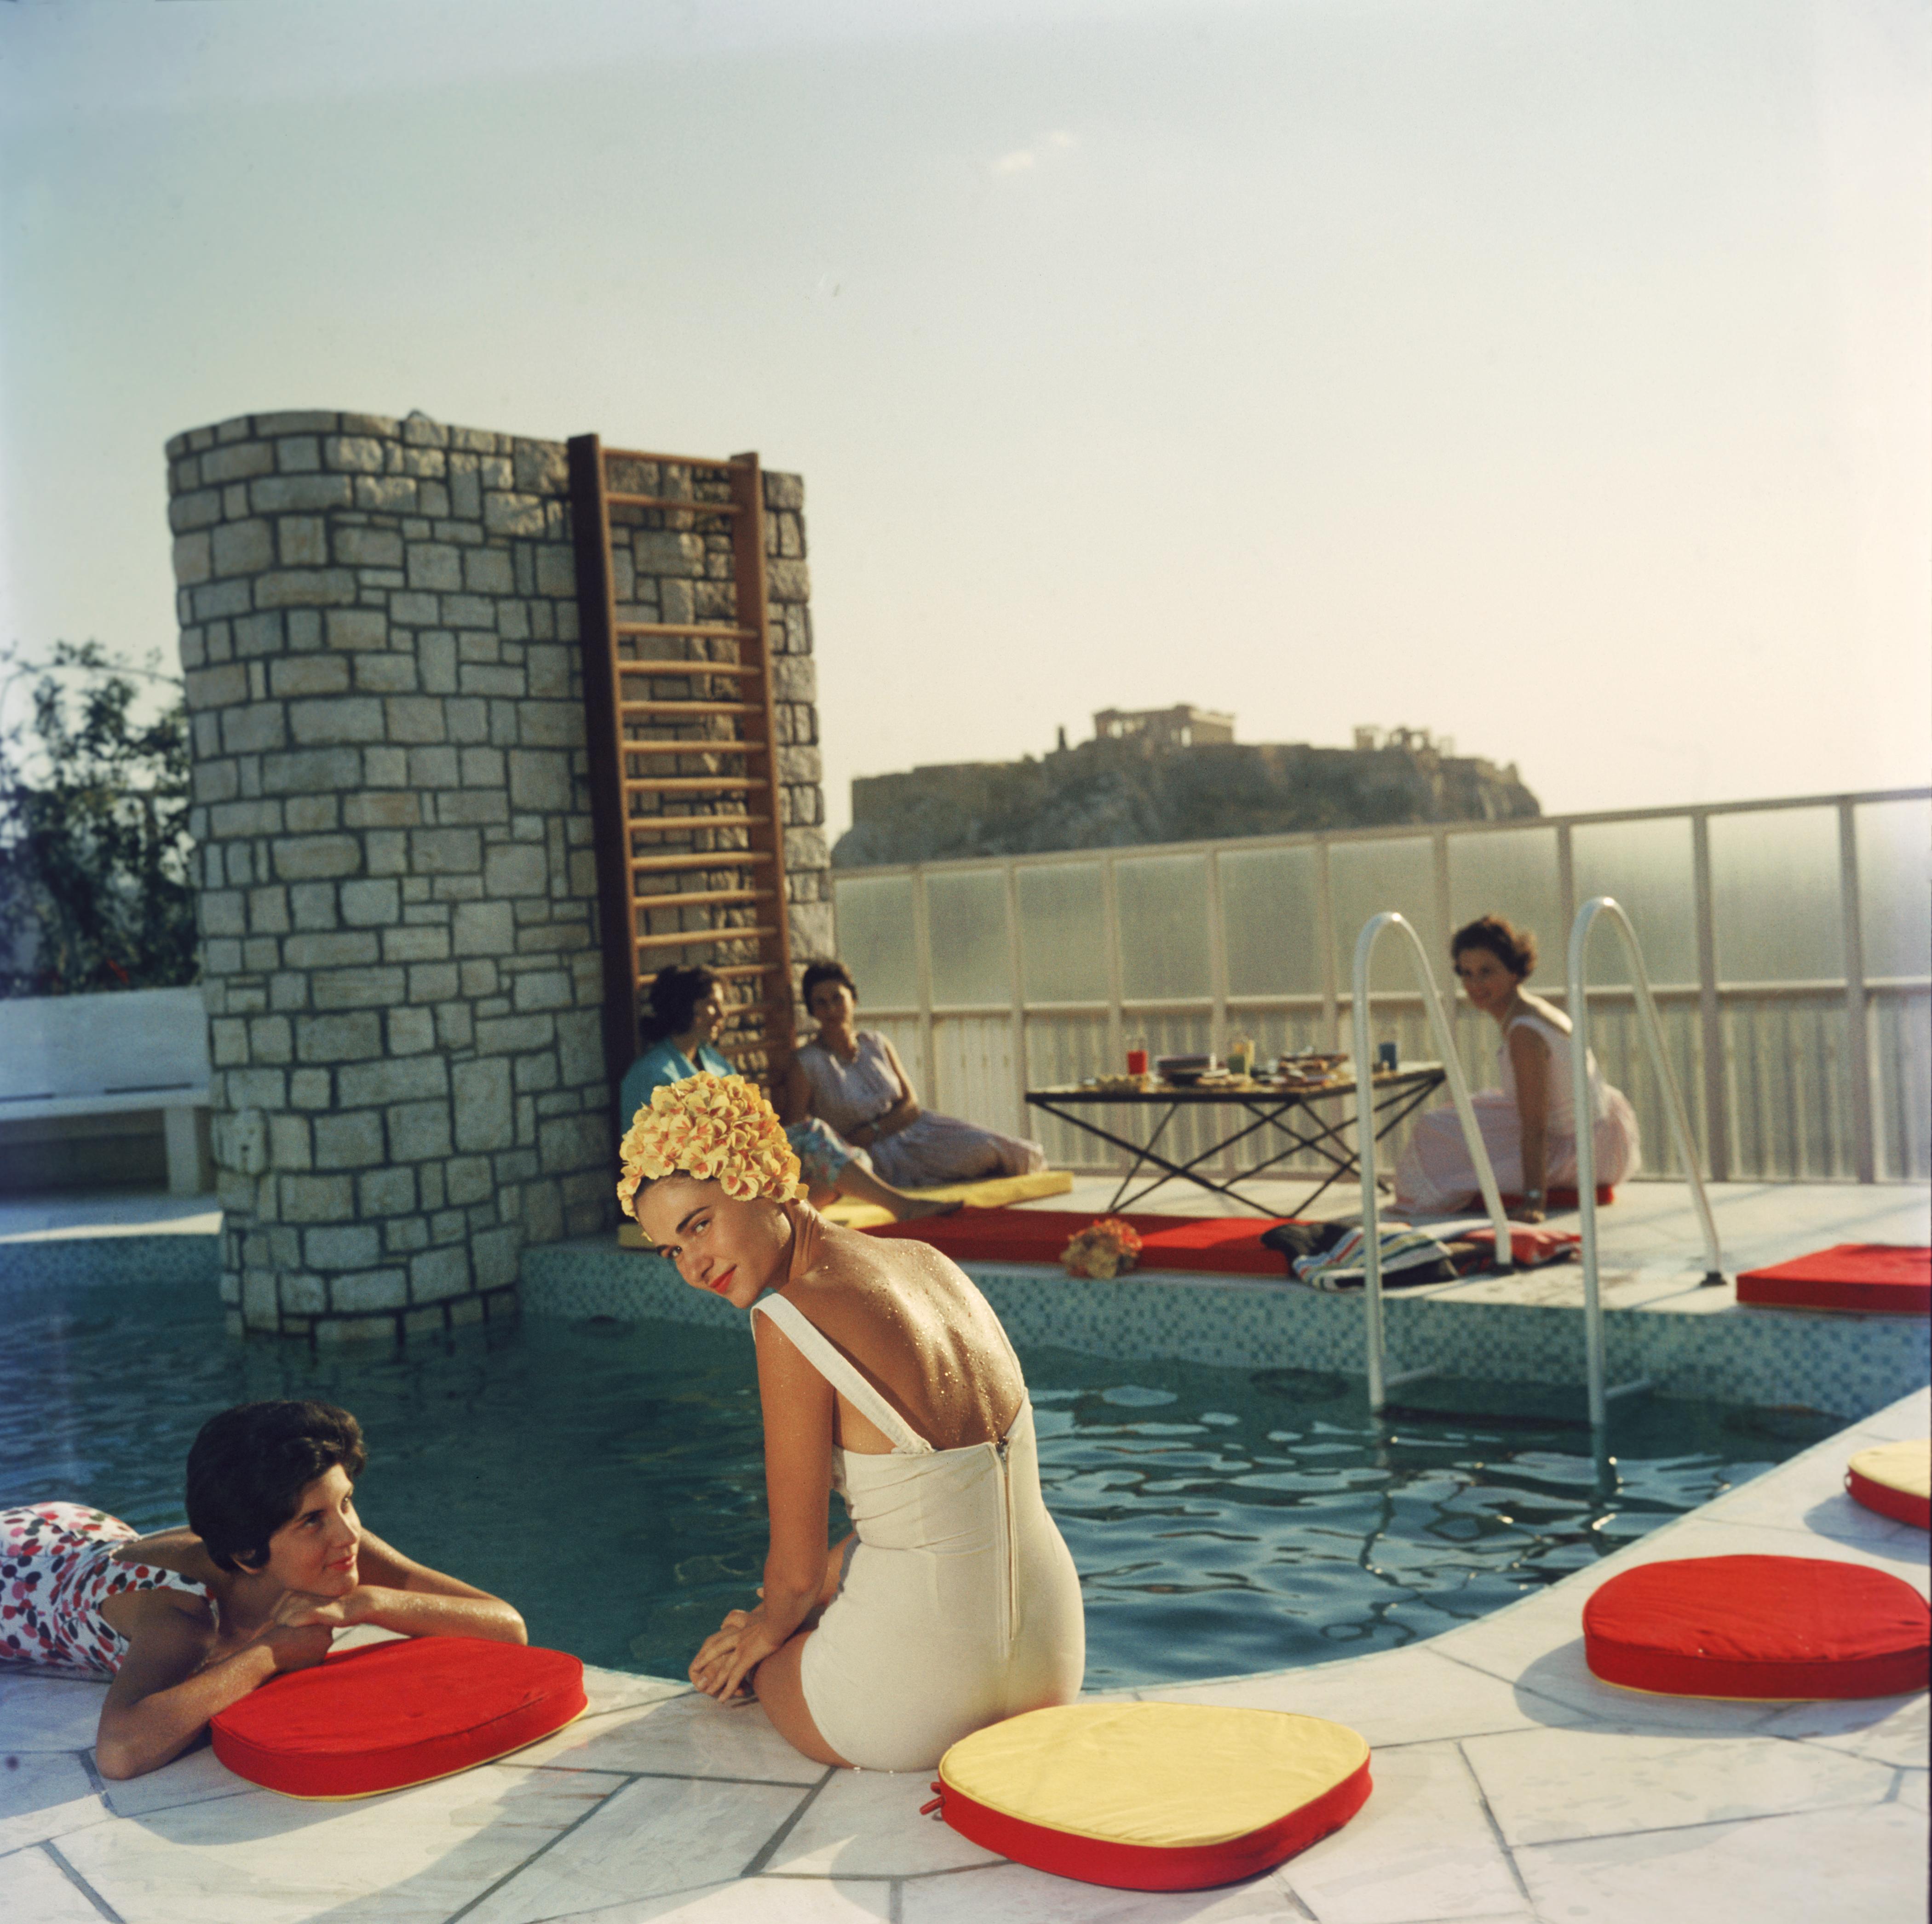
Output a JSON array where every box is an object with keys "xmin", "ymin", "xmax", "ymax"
[
  {"xmin": 185, "ymin": 1401, "xmax": 368, "ymax": 1573},
  {"xmin": 641, "ymin": 965, "xmax": 722, "ymax": 1045},
  {"xmin": 800, "ymin": 959, "xmax": 857, "ymax": 1007},
  {"xmin": 1451, "ymin": 914, "xmax": 1537, "ymax": 980}
]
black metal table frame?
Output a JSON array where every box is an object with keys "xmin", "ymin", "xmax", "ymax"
[{"xmin": 1025, "ymin": 1068, "xmax": 1448, "ymax": 1218}]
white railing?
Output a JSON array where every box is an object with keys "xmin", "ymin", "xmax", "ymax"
[
  {"xmin": 1570, "ymin": 896, "xmax": 1726, "ymax": 1429},
  {"xmin": 833, "ymin": 785, "xmax": 1932, "ymax": 1187},
  {"xmin": 1352, "ymin": 912, "xmax": 1513, "ymax": 1410}
]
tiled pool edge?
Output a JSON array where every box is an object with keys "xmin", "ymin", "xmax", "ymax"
[
  {"xmin": 522, "ymin": 1238, "xmax": 1932, "ymax": 1421},
  {"xmin": 0, "ymin": 1232, "xmax": 219, "ymax": 1291}
]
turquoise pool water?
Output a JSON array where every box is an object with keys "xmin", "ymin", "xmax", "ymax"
[{"xmin": 0, "ymin": 1272, "xmax": 1837, "ymax": 1688}]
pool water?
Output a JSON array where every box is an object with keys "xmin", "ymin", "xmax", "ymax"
[{"xmin": 0, "ymin": 1273, "xmax": 1839, "ymax": 1688}]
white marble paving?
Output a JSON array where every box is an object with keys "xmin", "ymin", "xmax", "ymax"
[
  {"xmin": 760, "ymin": 1768, "xmax": 1004, "ymax": 1878},
  {"xmin": 0, "ymin": 1751, "xmax": 104, "ymax": 1853},
  {"xmin": 515, "ymin": 1689, "xmax": 827, "ymax": 1784},
  {"xmin": 900, "ymin": 1862, "xmax": 1315, "ymax": 1922},
  {"xmin": 1137, "ymin": 1643, "xmax": 1592, "ymax": 1748},
  {"xmin": 0, "ymin": 1846, "xmax": 116, "ymax": 1923},
  {"xmin": 0, "ymin": 1674, "xmax": 107, "ymax": 1750},
  {"xmin": 1758, "ymin": 1688, "xmax": 1929, "ymax": 1767},
  {"xmin": 1277, "ymin": 1742, "xmax": 1526, "ymax": 1924},
  {"xmin": 1461, "ymin": 1726, "xmax": 1895, "ymax": 1844},
  {"xmin": 1513, "ymin": 1800, "xmax": 1928, "ymax": 1924},
  {"xmin": 460, "ymin": 1773, "xmax": 813, "ymax": 1924},
  {"xmin": 99, "ymin": 1741, "xmax": 254, "ymax": 1818},
  {"xmin": 1, "ymin": 1389, "xmax": 1924, "ymax": 1923},
  {"xmin": 553, "ymin": 1880, "xmax": 899, "ymax": 1923},
  {"xmin": 56, "ymin": 1763, "xmax": 623, "ymax": 1924}
]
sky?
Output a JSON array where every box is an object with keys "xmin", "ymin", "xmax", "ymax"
[{"xmin": 1, "ymin": 0, "xmax": 1926, "ymax": 843}]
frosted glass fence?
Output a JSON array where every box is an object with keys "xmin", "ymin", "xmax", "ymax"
[{"xmin": 831, "ymin": 790, "xmax": 1932, "ymax": 1185}]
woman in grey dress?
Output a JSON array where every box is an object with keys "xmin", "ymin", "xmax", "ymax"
[{"xmin": 783, "ymin": 961, "xmax": 1046, "ymax": 1191}]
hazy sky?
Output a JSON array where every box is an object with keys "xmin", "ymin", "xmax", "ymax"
[{"xmin": 2, "ymin": 0, "xmax": 1926, "ymax": 841}]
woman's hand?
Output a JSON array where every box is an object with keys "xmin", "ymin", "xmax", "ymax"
[
  {"xmin": 245, "ymin": 1586, "xmax": 342, "ymax": 1669},
  {"xmin": 690, "ymin": 1605, "xmax": 783, "ymax": 1702}
]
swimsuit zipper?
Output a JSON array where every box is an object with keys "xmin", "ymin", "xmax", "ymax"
[{"xmin": 995, "ymin": 1433, "xmax": 1015, "ymax": 1651}]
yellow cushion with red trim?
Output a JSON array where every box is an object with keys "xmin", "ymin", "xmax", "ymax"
[
  {"xmin": 934, "ymin": 1702, "xmax": 1370, "ymax": 1891},
  {"xmin": 1847, "ymin": 1440, "xmax": 1931, "ymax": 1531}
]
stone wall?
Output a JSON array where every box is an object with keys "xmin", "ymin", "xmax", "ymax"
[{"xmin": 167, "ymin": 408, "xmax": 828, "ymax": 1339}]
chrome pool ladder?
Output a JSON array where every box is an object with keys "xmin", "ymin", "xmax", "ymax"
[
  {"xmin": 1569, "ymin": 896, "xmax": 1726, "ymax": 1430},
  {"xmin": 1351, "ymin": 912, "xmax": 1514, "ymax": 1412}
]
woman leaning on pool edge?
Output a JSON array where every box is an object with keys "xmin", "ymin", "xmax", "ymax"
[{"xmin": 0, "ymin": 1400, "xmax": 525, "ymax": 1779}]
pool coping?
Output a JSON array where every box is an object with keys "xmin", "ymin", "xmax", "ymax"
[
  {"xmin": 2, "ymin": 1388, "xmax": 1923, "ymax": 1923},
  {"xmin": 523, "ymin": 1235, "xmax": 1932, "ymax": 1424}
]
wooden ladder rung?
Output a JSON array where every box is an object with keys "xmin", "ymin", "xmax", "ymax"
[
  {"xmin": 625, "ymin": 813, "xmax": 767, "ymax": 833},
  {"xmin": 622, "ymin": 776, "xmax": 761, "ymax": 793},
  {"xmin": 622, "ymin": 740, "xmax": 769, "ymax": 757},
  {"xmin": 719, "ymin": 999, "xmax": 789, "ymax": 1024},
  {"xmin": 602, "ymin": 445, "xmax": 742, "ymax": 471},
  {"xmin": 634, "ymin": 924, "xmax": 779, "ymax": 953},
  {"xmin": 605, "ymin": 491, "xmax": 740, "ymax": 515},
  {"xmin": 712, "ymin": 963, "xmax": 784, "ymax": 982},
  {"xmin": 620, "ymin": 700, "xmax": 764, "ymax": 717},
  {"xmin": 615, "ymin": 621, "xmax": 758, "ymax": 640},
  {"xmin": 630, "ymin": 850, "xmax": 774, "ymax": 873},
  {"xmin": 632, "ymin": 885, "xmax": 775, "ymax": 913},
  {"xmin": 618, "ymin": 661, "xmax": 761, "ymax": 679}
]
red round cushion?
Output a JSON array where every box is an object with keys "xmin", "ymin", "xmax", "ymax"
[
  {"xmin": 211, "ymin": 1637, "xmax": 586, "ymax": 1798},
  {"xmin": 933, "ymin": 1703, "xmax": 1371, "ymax": 1891},
  {"xmin": 1583, "ymin": 1556, "xmax": 1930, "ymax": 1700}
]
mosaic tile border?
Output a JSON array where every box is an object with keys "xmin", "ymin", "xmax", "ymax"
[
  {"xmin": 0, "ymin": 1232, "xmax": 220, "ymax": 1292},
  {"xmin": 520, "ymin": 1240, "xmax": 1931, "ymax": 1422}
]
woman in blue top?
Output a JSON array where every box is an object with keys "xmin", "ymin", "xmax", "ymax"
[{"xmin": 621, "ymin": 966, "xmax": 956, "ymax": 1223}]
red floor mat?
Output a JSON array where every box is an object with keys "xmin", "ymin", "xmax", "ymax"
[
  {"xmin": 1735, "ymin": 1244, "xmax": 1931, "ymax": 1315},
  {"xmin": 865, "ymin": 1208, "xmax": 1282, "ymax": 1276}
]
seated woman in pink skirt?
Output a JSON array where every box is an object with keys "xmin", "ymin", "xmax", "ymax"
[
  {"xmin": 0, "ymin": 1400, "xmax": 524, "ymax": 1778},
  {"xmin": 786, "ymin": 960, "xmax": 1045, "ymax": 1190},
  {"xmin": 1394, "ymin": 915, "xmax": 1641, "ymax": 1223}
]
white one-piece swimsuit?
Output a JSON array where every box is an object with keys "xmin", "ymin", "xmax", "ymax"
[{"xmin": 750, "ymin": 1292, "xmax": 1086, "ymax": 1773}]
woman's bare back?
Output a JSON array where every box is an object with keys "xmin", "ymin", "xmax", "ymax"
[{"xmin": 777, "ymin": 1223, "xmax": 1024, "ymax": 1454}]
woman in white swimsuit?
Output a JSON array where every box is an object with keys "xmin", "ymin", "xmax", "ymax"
[
  {"xmin": 1395, "ymin": 914, "xmax": 1641, "ymax": 1220},
  {"xmin": 621, "ymin": 1073, "xmax": 1084, "ymax": 1772}
]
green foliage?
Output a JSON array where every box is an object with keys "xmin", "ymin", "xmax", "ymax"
[{"xmin": 0, "ymin": 641, "xmax": 196, "ymax": 997}]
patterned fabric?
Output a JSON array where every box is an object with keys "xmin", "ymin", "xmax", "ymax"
[
  {"xmin": 1292, "ymin": 1224, "xmax": 1455, "ymax": 1292},
  {"xmin": 787, "ymin": 1117, "xmax": 858, "ymax": 1191},
  {"xmin": 1, "ymin": 1503, "xmax": 210, "ymax": 1676},
  {"xmin": 795, "ymin": 1033, "xmax": 1046, "ymax": 1189}
]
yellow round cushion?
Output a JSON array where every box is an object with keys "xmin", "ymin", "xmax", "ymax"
[
  {"xmin": 1847, "ymin": 1439, "xmax": 1931, "ymax": 1530},
  {"xmin": 933, "ymin": 1702, "xmax": 1371, "ymax": 1890}
]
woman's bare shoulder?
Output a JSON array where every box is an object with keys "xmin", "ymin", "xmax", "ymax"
[
  {"xmin": 108, "ymin": 1529, "xmax": 215, "ymax": 1580},
  {"xmin": 1519, "ymin": 995, "xmax": 1572, "ymax": 1037}
]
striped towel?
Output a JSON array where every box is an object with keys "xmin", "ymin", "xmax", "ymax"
[{"xmin": 1294, "ymin": 1223, "xmax": 1455, "ymax": 1292}]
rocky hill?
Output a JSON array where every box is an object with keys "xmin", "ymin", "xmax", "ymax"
[{"xmin": 832, "ymin": 736, "xmax": 1539, "ymax": 867}]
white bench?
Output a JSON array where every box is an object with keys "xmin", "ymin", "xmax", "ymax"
[{"xmin": 0, "ymin": 987, "xmax": 213, "ymax": 1194}]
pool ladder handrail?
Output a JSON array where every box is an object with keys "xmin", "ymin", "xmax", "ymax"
[
  {"xmin": 1569, "ymin": 895, "xmax": 1726, "ymax": 1430},
  {"xmin": 1352, "ymin": 912, "xmax": 1514, "ymax": 1412}
]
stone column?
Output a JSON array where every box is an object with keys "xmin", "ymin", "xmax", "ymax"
[{"xmin": 167, "ymin": 409, "xmax": 828, "ymax": 1338}]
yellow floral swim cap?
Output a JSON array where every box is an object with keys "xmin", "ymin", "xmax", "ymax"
[{"xmin": 616, "ymin": 1072, "xmax": 805, "ymax": 1219}]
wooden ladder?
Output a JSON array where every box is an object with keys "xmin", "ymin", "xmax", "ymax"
[{"xmin": 568, "ymin": 436, "xmax": 795, "ymax": 1114}]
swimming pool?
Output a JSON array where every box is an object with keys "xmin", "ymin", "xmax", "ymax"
[{"xmin": 0, "ymin": 1272, "xmax": 1837, "ymax": 1688}]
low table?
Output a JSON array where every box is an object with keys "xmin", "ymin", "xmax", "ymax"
[{"xmin": 1025, "ymin": 1067, "xmax": 1448, "ymax": 1218}]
